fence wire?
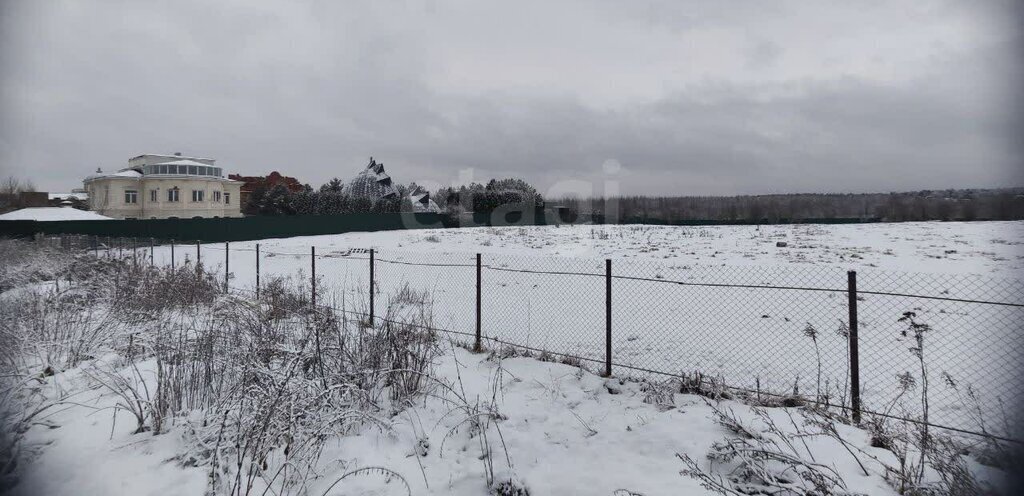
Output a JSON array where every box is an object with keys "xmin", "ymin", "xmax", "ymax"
[{"xmin": 41, "ymin": 234, "xmax": 1024, "ymax": 442}]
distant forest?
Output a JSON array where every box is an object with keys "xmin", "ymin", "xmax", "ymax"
[
  {"xmin": 243, "ymin": 171, "xmax": 1024, "ymax": 223},
  {"xmin": 549, "ymin": 188, "xmax": 1024, "ymax": 223}
]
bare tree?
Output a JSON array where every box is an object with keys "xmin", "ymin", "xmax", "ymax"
[
  {"xmin": 0, "ymin": 176, "xmax": 36, "ymax": 196},
  {"xmin": 0, "ymin": 176, "xmax": 37, "ymax": 211}
]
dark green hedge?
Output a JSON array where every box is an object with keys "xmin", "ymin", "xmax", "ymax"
[{"xmin": 0, "ymin": 209, "xmax": 876, "ymax": 243}]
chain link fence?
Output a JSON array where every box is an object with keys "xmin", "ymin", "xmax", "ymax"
[{"xmin": 34, "ymin": 233, "xmax": 1024, "ymax": 442}]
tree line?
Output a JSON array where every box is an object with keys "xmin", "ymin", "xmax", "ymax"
[
  {"xmin": 551, "ymin": 188, "xmax": 1024, "ymax": 223},
  {"xmin": 243, "ymin": 177, "xmax": 544, "ymax": 216}
]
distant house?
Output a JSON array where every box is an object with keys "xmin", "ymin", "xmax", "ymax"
[
  {"xmin": 0, "ymin": 191, "xmax": 48, "ymax": 214},
  {"xmin": 344, "ymin": 158, "xmax": 398, "ymax": 201},
  {"xmin": 48, "ymin": 189, "xmax": 89, "ymax": 209},
  {"xmin": 228, "ymin": 171, "xmax": 305, "ymax": 207},
  {"xmin": 408, "ymin": 186, "xmax": 440, "ymax": 213},
  {"xmin": 83, "ymin": 153, "xmax": 243, "ymax": 219}
]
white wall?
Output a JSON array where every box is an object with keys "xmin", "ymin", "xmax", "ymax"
[{"xmin": 85, "ymin": 176, "xmax": 242, "ymax": 219}]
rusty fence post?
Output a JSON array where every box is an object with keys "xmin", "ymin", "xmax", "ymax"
[
  {"xmin": 369, "ymin": 248, "xmax": 375, "ymax": 327},
  {"xmin": 256, "ymin": 243, "xmax": 261, "ymax": 299},
  {"xmin": 605, "ymin": 259, "xmax": 612, "ymax": 377},
  {"xmin": 848, "ymin": 270, "xmax": 861, "ymax": 424},
  {"xmin": 224, "ymin": 241, "xmax": 230, "ymax": 293},
  {"xmin": 475, "ymin": 253, "xmax": 482, "ymax": 352}
]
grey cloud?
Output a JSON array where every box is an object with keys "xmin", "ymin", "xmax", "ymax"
[{"xmin": 1, "ymin": 0, "xmax": 1020, "ymax": 196}]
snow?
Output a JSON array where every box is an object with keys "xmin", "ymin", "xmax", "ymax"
[
  {"xmin": 85, "ymin": 169, "xmax": 143, "ymax": 180},
  {"xmin": 6, "ymin": 220, "xmax": 1020, "ymax": 495},
  {"xmin": 174, "ymin": 220, "xmax": 1024, "ymax": 276},
  {"xmin": 111, "ymin": 169, "xmax": 143, "ymax": 177},
  {"xmin": 131, "ymin": 153, "xmax": 215, "ymax": 161},
  {"xmin": 0, "ymin": 207, "xmax": 112, "ymax": 221},
  {"xmin": 154, "ymin": 159, "xmax": 212, "ymax": 167},
  {"xmin": 11, "ymin": 358, "xmax": 207, "ymax": 496},
  {"xmin": 10, "ymin": 348, "xmax": 904, "ymax": 496},
  {"xmin": 319, "ymin": 349, "xmax": 900, "ymax": 495},
  {"xmin": 143, "ymin": 221, "xmax": 1023, "ymax": 438},
  {"xmin": 344, "ymin": 159, "xmax": 398, "ymax": 199}
]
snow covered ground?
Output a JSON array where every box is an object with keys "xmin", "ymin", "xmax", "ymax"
[
  {"xmin": 5, "ymin": 221, "xmax": 1020, "ymax": 495},
  {"xmin": 215, "ymin": 220, "xmax": 1024, "ymax": 275},
  {"xmin": 136, "ymin": 221, "xmax": 1024, "ymax": 438},
  {"xmin": 12, "ymin": 347, "xmax": 913, "ymax": 496}
]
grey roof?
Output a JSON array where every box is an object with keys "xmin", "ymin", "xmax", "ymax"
[{"xmin": 343, "ymin": 158, "xmax": 397, "ymax": 200}]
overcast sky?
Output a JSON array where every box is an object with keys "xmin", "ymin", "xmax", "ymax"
[{"xmin": 1, "ymin": 0, "xmax": 1021, "ymax": 196}]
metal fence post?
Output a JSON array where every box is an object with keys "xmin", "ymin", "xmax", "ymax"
[
  {"xmin": 256, "ymin": 243, "xmax": 261, "ymax": 299},
  {"xmin": 605, "ymin": 258, "xmax": 612, "ymax": 377},
  {"xmin": 475, "ymin": 253, "xmax": 482, "ymax": 352},
  {"xmin": 848, "ymin": 270, "xmax": 861, "ymax": 424},
  {"xmin": 150, "ymin": 238, "xmax": 154, "ymax": 267},
  {"xmin": 93, "ymin": 235, "xmax": 98, "ymax": 257},
  {"xmin": 225, "ymin": 241, "xmax": 229, "ymax": 293},
  {"xmin": 196, "ymin": 240, "xmax": 201, "ymax": 272},
  {"xmin": 369, "ymin": 248, "xmax": 375, "ymax": 326},
  {"xmin": 170, "ymin": 239, "xmax": 175, "ymax": 268},
  {"xmin": 311, "ymin": 246, "xmax": 316, "ymax": 308},
  {"xmin": 132, "ymin": 237, "xmax": 137, "ymax": 265}
]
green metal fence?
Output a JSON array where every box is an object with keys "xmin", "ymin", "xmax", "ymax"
[
  {"xmin": 0, "ymin": 209, "xmax": 878, "ymax": 243},
  {"xmin": 0, "ymin": 210, "xmax": 575, "ymax": 243}
]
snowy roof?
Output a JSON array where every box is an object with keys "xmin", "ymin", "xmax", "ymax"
[
  {"xmin": 343, "ymin": 158, "xmax": 398, "ymax": 200},
  {"xmin": 408, "ymin": 187, "xmax": 440, "ymax": 213},
  {"xmin": 85, "ymin": 168, "xmax": 143, "ymax": 181},
  {"xmin": 0, "ymin": 207, "xmax": 112, "ymax": 221},
  {"xmin": 130, "ymin": 153, "xmax": 215, "ymax": 162},
  {"xmin": 154, "ymin": 159, "xmax": 212, "ymax": 167}
]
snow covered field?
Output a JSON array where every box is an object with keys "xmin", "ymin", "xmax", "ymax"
[
  {"xmin": 4, "ymin": 220, "xmax": 1021, "ymax": 495},
  {"xmin": 141, "ymin": 221, "xmax": 1024, "ymax": 437},
  {"xmin": 206, "ymin": 220, "xmax": 1024, "ymax": 275},
  {"xmin": 12, "ymin": 348, "xmax": 909, "ymax": 496}
]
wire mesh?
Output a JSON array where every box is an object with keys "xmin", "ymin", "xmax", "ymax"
[
  {"xmin": 35, "ymin": 233, "xmax": 1024, "ymax": 441},
  {"xmin": 481, "ymin": 253, "xmax": 607, "ymax": 364},
  {"xmin": 856, "ymin": 270, "xmax": 1024, "ymax": 440},
  {"xmin": 372, "ymin": 249, "xmax": 477, "ymax": 337},
  {"xmin": 610, "ymin": 261, "xmax": 851, "ymax": 404}
]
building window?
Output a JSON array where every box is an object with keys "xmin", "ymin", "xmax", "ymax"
[
  {"xmin": 168, "ymin": 188, "xmax": 179, "ymax": 202},
  {"xmin": 159, "ymin": 165, "xmax": 168, "ymax": 174},
  {"xmin": 188, "ymin": 166, "xmax": 198, "ymax": 175},
  {"xmin": 150, "ymin": 189, "xmax": 158, "ymax": 202},
  {"xmin": 124, "ymin": 190, "xmax": 137, "ymax": 204},
  {"xmin": 224, "ymin": 192, "xmax": 230, "ymax": 205},
  {"xmin": 213, "ymin": 191, "xmax": 222, "ymax": 202},
  {"xmin": 192, "ymin": 189, "xmax": 204, "ymax": 202}
]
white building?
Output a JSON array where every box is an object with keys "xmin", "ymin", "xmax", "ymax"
[{"xmin": 84, "ymin": 153, "xmax": 243, "ymax": 219}]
